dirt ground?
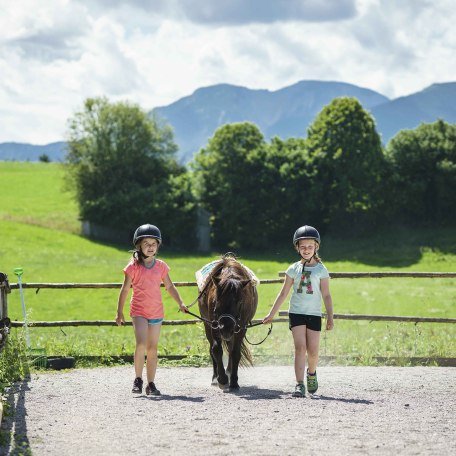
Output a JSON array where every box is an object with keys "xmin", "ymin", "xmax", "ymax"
[{"xmin": 1, "ymin": 365, "xmax": 455, "ymax": 455}]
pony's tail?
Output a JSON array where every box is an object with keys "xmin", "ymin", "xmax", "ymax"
[
  {"xmin": 240, "ymin": 339, "xmax": 254, "ymax": 367},
  {"xmin": 221, "ymin": 339, "xmax": 254, "ymax": 367}
]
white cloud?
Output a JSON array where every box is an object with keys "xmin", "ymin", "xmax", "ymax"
[{"xmin": 0, "ymin": 0, "xmax": 454, "ymax": 143}]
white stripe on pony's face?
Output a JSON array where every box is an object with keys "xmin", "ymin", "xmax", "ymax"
[{"xmin": 215, "ymin": 280, "xmax": 241, "ymax": 340}]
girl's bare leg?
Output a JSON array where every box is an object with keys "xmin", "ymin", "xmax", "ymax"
[
  {"xmin": 291, "ymin": 325, "xmax": 307, "ymax": 382},
  {"xmin": 132, "ymin": 317, "xmax": 148, "ymax": 378},
  {"xmin": 146, "ymin": 324, "xmax": 162, "ymax": 383},
  {"xmin": 306, "ymin": 328, "xmax": 321, "ymax": 374}
]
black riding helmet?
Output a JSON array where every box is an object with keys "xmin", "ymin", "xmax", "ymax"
[
  {"xmin": 293, "ymin": 225, "xmax": 321, "ymax": 247},
  {"xmin": 133, "ymin": 224, "xmax": 162, "ymax": 246}
]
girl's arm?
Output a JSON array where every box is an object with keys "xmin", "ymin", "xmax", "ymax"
[
  {"xmin": 116, "ymin": 273, "xmax": 132, "ymax": 326},
  {"xmin": 320, "ymin": 277, "xmax": 334, "ymax": 330},
  {"xmin": 263, "ymin": 275, "xmax": 294, "ymax": 323},
  {"xmin": 163, "ymin": 274, "xmax": 188, "ymax": 313}
]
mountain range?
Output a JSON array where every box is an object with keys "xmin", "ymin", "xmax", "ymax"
[
  {"xmin": 1, "ymin": 80, "xmax": 455, "ymax": 163},
  {"xmin": 0, "ymin": 141, "xmax": 66, "ymax": 162}
]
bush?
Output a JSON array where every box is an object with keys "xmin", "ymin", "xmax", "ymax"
[{"xmin": 0, "ymin": 332, "xmax": 28, "ymax": 393}]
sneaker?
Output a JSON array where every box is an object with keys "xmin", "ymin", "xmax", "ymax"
[
  {"xmin": 132, "ymin": 377, "xmax": 143, "ymax": 394},
  {"xmin": 307, "ymin": 370, "xmax": 318, "ymax": 394},
  {"xmin": 292, "ymin": 382, "xmax": 306, "ymax": 397},
  {"xmin": 146, "ymin": 381, "xmax": 161, "ymax": 396}
]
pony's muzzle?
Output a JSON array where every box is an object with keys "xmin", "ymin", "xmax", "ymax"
[
  {"xmin": 217, "ymin": 314, "xmax": 242, "ymax": 335},
  {"xmin": 211, "ymin": 320, "xmax": 220, "ymax": 330}
]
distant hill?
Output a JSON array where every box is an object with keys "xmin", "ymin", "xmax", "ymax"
[
  {"xmin": 371, "ymin": 82, "xmax": 456, "ymax": 143},
  {"xmin": 0, "ymin": 141, "xmax": 66, "ymax": 162},
  {"xmin": 152, "ymin": 80, "xmax": 390, "ymax": 162},
  {"xmin": 2, "ymin": 80, "xmax": 455, "ymax": 163}
]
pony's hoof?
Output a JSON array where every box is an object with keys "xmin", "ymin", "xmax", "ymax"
[
  {"xmin": 218, "ymin": 382, "xmax": 229, "ymax": 391},
  {"xmin": 229, "ymin": 385, "xmax": 240, "ymax": 392},
  {"xmin": 211, "ymin": 377, "xmax": 218, "ymax": 386}
]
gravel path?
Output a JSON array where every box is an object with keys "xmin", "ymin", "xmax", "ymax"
[{"xmin": 1, "ymin": 366, "xmax": 455, "ymax": 455}]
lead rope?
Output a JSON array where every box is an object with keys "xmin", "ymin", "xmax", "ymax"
[{"xmin": 243, "ymin": 321, "xmax": 273, "ymax": 346}]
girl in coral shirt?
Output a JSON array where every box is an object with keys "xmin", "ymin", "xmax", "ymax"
[{"xmin": 116, "ymin": 224, "xmax": 187, "ymax": 395}]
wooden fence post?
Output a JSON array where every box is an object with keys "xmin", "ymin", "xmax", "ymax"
[{"xmin": 0, "ymin": 272, "xmax": 11, "ymax": 351}]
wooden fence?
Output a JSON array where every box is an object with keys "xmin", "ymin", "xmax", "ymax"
[
  {"xmin": 1, "ymin": 271, "xmax": 456, "ymax": 366},
  {"xmin": 0, "ymin": 273, "xmax": 11, "ymax": 351},
  {"xmin": 2, "ymin": 272, "xmax": 455, "ymax": 331}
]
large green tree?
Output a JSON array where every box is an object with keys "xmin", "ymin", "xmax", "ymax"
[
  {"xmin": 386, "ymin": 120, "xmax": 456, "ymax": 223},
  {"xmin": 306, "ymin": 97, "xmax": 387, "ymax": 231},
  {"xmin": 263, "ymin": 137, "xmax": 316, "ymax": 242},
  {"xmin": 65, "ymin": 97, "xmax": 196, "ymax": 246},
  {"xmin": 192, "ymin": 122, "xmax": 269, "ymax": 249}
]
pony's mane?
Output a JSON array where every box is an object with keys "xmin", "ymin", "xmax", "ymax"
[{"xmin": 213, "ymin": 257, "xmax": 250, "ymax": 285}]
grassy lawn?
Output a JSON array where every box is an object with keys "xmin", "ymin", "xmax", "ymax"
[{"xmin": 1, "ymin": 162, "xmax": 455, "ymax": 364}]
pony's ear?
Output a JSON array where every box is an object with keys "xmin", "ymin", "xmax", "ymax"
[{"xmin": 241, "ymin": 280, "xmax": 252, "ymax": 289}]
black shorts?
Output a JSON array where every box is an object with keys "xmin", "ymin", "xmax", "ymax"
[{"xmin": 289, "ymin": 313, "xmax": 322, "ymax": 332}]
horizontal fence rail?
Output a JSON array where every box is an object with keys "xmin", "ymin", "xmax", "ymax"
[
  {"xmin": 278, "ymin": 311, "xmax": 456, "ymax": 323},
  {"xmin": 10, "ymin": 318, "xmax": 290, "ymax": 328},
  {"xmin": 278, "ymin": 272, "xmax": 456, "ymax": 278},
  {"xmin": 10, "ymin": 314, "xmax": 455, "ymax": 328},
  {"xmin": 7, "ymin": 272, "xmax": 456, "ymax": 290},
  {"xmin": 7, "ymin": 279, "xmax": 284, "ymax": 290}
]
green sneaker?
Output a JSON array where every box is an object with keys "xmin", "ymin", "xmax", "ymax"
[
  {"xmin": 292, "ymin": 382, "xmax": 306, "ymax": 397},
  {"xmin": 307, "ymin": 370, "xmax": 318, "ymax": 394}
]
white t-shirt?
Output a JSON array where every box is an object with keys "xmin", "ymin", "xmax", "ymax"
[{"xmin": 285, "ymin": 261, "xmax": 330, "ymax": 316}]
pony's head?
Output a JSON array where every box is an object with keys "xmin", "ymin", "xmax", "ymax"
[{"xmin": 213, "ymin": 275, "xmax": 251, "ymax": 340}]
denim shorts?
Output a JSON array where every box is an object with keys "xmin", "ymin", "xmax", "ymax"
[
  {"xmin": 289, "ymin": 313, "xmax": 322, "ymax": 331},
  {"xmin": 147, "ymin": 318, "xmax": 163, "ymax": 326}
]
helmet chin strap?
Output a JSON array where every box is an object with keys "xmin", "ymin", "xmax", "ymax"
[
  {"xmin": 139, "ymin": 250, "xmax": 155, "ymax": 259},
  {"xmin": 298, "ymin": 250, "xmax": 315, "ymax": 262}
]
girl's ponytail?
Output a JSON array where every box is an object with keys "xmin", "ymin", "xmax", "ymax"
[{"xmin": 132, "ymin": 249, "xmax": 145, "ymax": 266}]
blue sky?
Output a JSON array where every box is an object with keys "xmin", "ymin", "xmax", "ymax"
[{"xmin": 0, "ymin": 0, "xmax": 454, "ymax": 144}]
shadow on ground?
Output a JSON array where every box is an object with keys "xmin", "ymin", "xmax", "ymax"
[
  {"xmin": 242, "ymin": 226, "xmax": 456, "ymax": 268},
  {"xmin": 0, "ymin": 378, "xmax": 32, "ymax": 455},
  {"xmin": 311, "ymin": 394, "xmax": 374, "ymax": 405},
  {"xmin": 226, "ymin": 385, "xmax": 287, "ymax": 400}
]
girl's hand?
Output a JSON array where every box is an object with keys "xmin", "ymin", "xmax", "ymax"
[
  {"xmin": 326, "ymin": 317, "xmax": 334, "ymax": 331},
  {"xmin": 115, "ymin": 312, "xmax": 125, "ymax": 326},
  {"xmin": 178, "ymin": 303, "xmax": 188, "ymax": 313},
  {"xmin": 262, "ymin": 313, "xmax": 274, "ymax": 324}
]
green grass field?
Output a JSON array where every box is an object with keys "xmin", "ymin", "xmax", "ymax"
[{"xmin": 1, "ymin": 162, "xmax": 455, "ymax": 365}]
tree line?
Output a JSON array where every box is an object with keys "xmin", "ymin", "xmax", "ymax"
[{"xmin": 65, "ymin": 97, "xmax": 456, "ymax": 250}]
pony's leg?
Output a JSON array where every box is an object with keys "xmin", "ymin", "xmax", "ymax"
[
  {"xmin": 226, "ymin": 339, "xmax": 233, "ymax": 379},
  {"xmin": 212, "ymin": 336, "xmax": 229, "ymax": 388},
  {"xmin": 210, "ymin": 351, "xmax": 218, "ymax": 386},
  {"xmin": 228, "ymin": 332, "xmax": 244, "ymax": 390},
  {"xmin": 203, "ymin": 323, "xmax": 218, "ymax": 385},
  {"xmin": 227, "ymin": 357, "xmax": 232, "ymax": 375}
]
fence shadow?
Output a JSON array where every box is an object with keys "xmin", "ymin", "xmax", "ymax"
[
  {"xmin": 134, "ymin": 394, "xmax": 205, "ymax": 403},
  {"xmin": 310, "ymin": 394, "xmax": 374, "ymax": 405},
  {"xmin": 0, "ymin": 378, "xmax": 32, "ymax": 455},
  {"xmin": 242, "ymin": 226, "xmax": 456, "ymax": 268}
]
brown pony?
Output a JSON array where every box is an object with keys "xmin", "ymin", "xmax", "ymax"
[{"xmin": 198, "ymin": 255, "xmax": 258, "ymax": 391}]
